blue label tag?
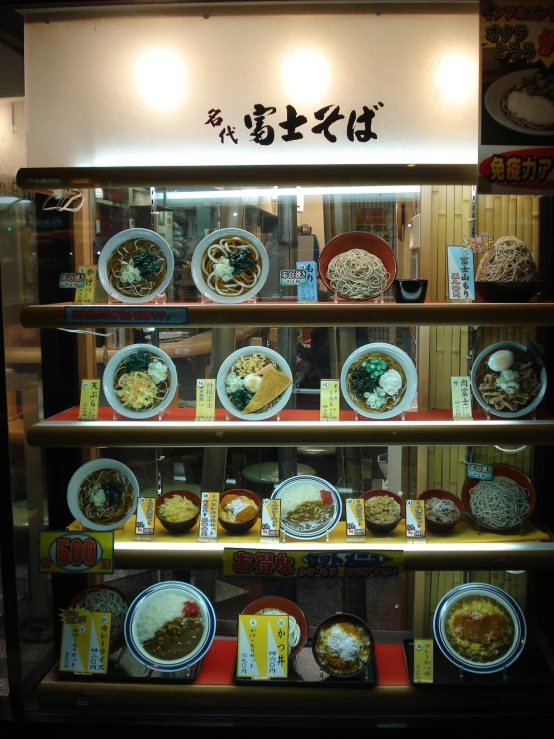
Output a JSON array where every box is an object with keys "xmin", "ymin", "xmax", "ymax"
[
  {"xmin": 467, "ymin": 463, "xmax": 494, "ymax": 480},
  {"xmin": 296, "ymin": 261, "xmax": 318, "ymax": 302},
  {"xmin": 59, "ymin": 272, "xmax": 86, "ymax": 288},
  {"xmin": 65, "ymin": 306, "xmax": 188, "ymax": 325},
  {"xmin": 447, "ymin": 246, "xmax": 475, "ymax": 300}
]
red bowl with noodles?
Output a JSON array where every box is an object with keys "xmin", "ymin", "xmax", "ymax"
[
  {"xmin": 418, "ymin": 489, "xmax": 465, "ymax": 534},
  {"xmin": 318, "ymin": 231, "xmax": 397, "ymax": 300},
  {"xmin": 461, "ymin": 463, "xmax": 536, "ymax": 532}
]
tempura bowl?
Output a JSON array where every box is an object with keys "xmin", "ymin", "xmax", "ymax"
[
  {"xmin": 155, "ymin": 490, "xmax": 201, "ymax": 535},
  {"xmin": 218, "ymin": 488, "xmax": 261, "ymax": 534}
]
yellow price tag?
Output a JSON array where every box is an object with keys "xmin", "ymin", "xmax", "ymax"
[
  {"xmin": 75, "ymin": 265, "xmax": 98, "ymax": 304},
  {"xmin": 135, "ymin": 496, "xmax": 156, "ymax": 536},
  {"xmin": 199, "ymin": 492, "xmax": 219, "ymax": 540},
  {"xmin": 237, "ymin": 614, "xmax": 288, "ymax": 679},
  {"xmin": 346, "ymin": 497, "xmax": 366, "ymax": 538},
  {"xmin": 406, "ymin": 499, "xmax": 426, "ymax": 539},
  {"xmin": 261, "ymin": 498, "xmax": 280, "ymax": 538},
  {"xmin": 78, "ymin": 379, "xmax": 100, "ymax": 420},
  {"xmin": 40, "ymin": 531, "xmax": 114, "ymax": 574},
  {"xmin": 451, "ymin": 376, "xmax": 472, "ymax": 420},
  {"xmin": 196, "ymin": 379, "xmax": 216, "ymax": 421},
  {"xmin": 320, "ymin": 380, "xmax": 340, "ymax": 421},
  {"xmin": 59, "ymin": 607, "xmax": 111, "ymax": 674},
  {"xmin": 413, "ymin": 639, "xmax": 433, "ymax": 683}
]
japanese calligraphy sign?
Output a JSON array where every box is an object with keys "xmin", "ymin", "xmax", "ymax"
[
  {"xmin": 468, "ymin": 462, "xmax": 494, "ymax": 480},
  {"xmin": 74, "ymin": 266, "xmax": 97, "ymax": 304},
  {"xmin": 479, "ymin": 1, "xmax": 554, "ymax": 193},
  {"xmin": 78, "ymin": 379, "xmax": 100, "ymax": 420},
  {"xmin": 261, "ymin": 498, "xmax": 281, "ymax": 539},
  {"xmin": 65, "ymin": 306, "xmax": 188, "ymax": 326},
  {"xmin": 199, "ymin": 492, "xmax": 219, "ymax": 541},
  {"xmin": 135, "ymin": 496, "xmax": 156, "ymax": 536},
  {"xmin": 413, "ymin": 639, "xmax": 434, "ymax": 683},
  {"xmin": 59, "ymin": 272, "xmax": 86, "ymax": 289},
  {"xmin": 320, "ymin": 380, "xmax": 340, "ymax": 421},
  {"xmin": 280, "ymin": 268, "xmax": 307, "ymax": 286},
  {"xmin": 223, "ymin": 549, "xmax": 404, "ymax": 578},
  {"xmin": 237, "ymin": 614, "xmax": 288, "ymax": 679},
  {"xmin": 40, "ymin": 531, "xmax": 114, "ymax": 574},
  {"xmin": 196, "ymin": 379, "xmax": 216, "ymax": 421},
  {"xmin": 405, "ymin": 499, "xmax": 426, "ymax": 539},
  {"xmin": 451, "ymin": 376, "xmax": 473, "ymax": 421},
  {"xmin": 447, "ymin": 247, "xmax": 475, "ymax": 301},
  {"xmin": 59, "ymin": 607, "xmax": 111, "ymax": 674},
  {"xmin": 346, "ymin": 498, "xmax": 366, "ymax": 538},
  {"xmin": 296, "ymin": 261, "xmax": 318, "ymax": 302}
]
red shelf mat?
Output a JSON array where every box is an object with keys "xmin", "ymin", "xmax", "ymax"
[{"xmin": 195, "ymin": 638, "xmax": 409, "ymax": 686}]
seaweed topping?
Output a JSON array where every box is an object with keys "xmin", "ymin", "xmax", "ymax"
[
  {"xmin": 133, "ymin": 250, "xmax": 160, "ymax": 278},
  {"xmin": 125, "ymin": 351, "xmax": 150, "ymax": 372},
  {"xmin": 229, "ymin": 387, "xmax": 255, "ymax": 411},
  {"xmin": 103, "ymin": 480, "xmax": 126, "ymax": 506},
  {"xmin": 229, "ymin": 247, "xmax": 256, "ymax": 275}
]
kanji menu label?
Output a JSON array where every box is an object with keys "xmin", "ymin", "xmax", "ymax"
[
  {"xmin": 59, "ymin": 607, "xmax": 111, "ymax": 674},
  {"xmin": 413, "ymin": 639, "xmax": 433, "ymax": 683},
  {"xmin": 237, "ymin": 614, "xmax": 288, "ymax": 679}
]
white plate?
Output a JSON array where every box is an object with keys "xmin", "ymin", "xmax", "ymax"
[
  {"xmin": 271, "ymin": 475, "xmax": 342, "ymax": 541},
  {"xmin": 124, "ymin": 581, "xmax": 216, "ymax": 673},
  {"xmin": 98, "ymin": 228, "xmax": 174, "ymax": 304},
  {"xmin": 191, "ymin": 227, "xmax": 269, "ymax": 304},
  {"xmin": 216, "ymin": 346, "xmax": 293, "ymax": 421},
  {"xmin": 433, "ymin": 583, "xmax": 526, "ymax": 674},
  {"xmin": 470, "ymin": 340, "xmax": 547, "ymax": 419},
  {"xmin": 340, "ymin": 342, "xmax": 418, "ymax": 420},
  {"xmin": 103, "ymin": 343, "xmax": 178, "ymax": 419},
  {"xmin": 67, "ymin": 458, "xmax": 139, "ymax": 532},
  {"xmin": 484, "ymin": 70, "xmax": 554, "ymax": 137}
]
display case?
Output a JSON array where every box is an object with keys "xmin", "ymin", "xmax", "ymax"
[{"xmin": 2, "ymin": 167, "xmax": 554, "ymax": 726}]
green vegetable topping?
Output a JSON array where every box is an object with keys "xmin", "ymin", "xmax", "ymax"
[
  {"xmin": 229, "ymin": 248, "xmax": 256, "ymax": 275},
  {"xmin": 103, "ymin": 481, "xmax": 126, "ymax": 506},
  {"xmin": 133, "ymin": 250, "xmax": 159, "ymax": 278},
  {"xmin": 229, "ymin": 387, "xmax": 255, "ymax": 411},
  {"xmin": 125, "ymin": 351, "xmax": 150, "ymax": 372},
  {"xmin": 350, "ymin": 367, "xmax": 378, "ymax": 397}
]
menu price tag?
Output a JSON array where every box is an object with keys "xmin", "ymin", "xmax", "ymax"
[
  {"xmin": 260, "ymin": 498, "xmax": 281, "ymax": 539},
  {"xmin": 346, "ymin": 498, "xmax": 366, "ymax": 538},
  {"xmin": 78, "ymin": 379, "xmax": 100, "ymax": 420},
  {"xmin": 59, "ymin": 272, "xmax": 86, "ymax": 289},
  {"xmin": 199, "ymin": 492, "xmax": 219, "ymax": 541},
  {"xmin": 467, "ymin": 462, "xmax": 493, "ymax": 481},
  {"xmin": 451, "ymin": 376, "xmax": 472, "ymax": 421},
  {"xmin": 447, "ymin": 246, "xmax": 475, "ymax": 301},
  {"xmin": 406, "ymin": 499, "xmax": 426, "ymax": 539},
  {"xmin": 237, "ymin": 614, "xmax": 288, "ymax": 679},
  {"xmin": 196, "ymin": 379, "xmax": 216, "ymax": 421},
  {"xmin": 280, "ymin": 268, "xmax": 307, "ymax": 286},
  {"xmin": 135, "ymin": 496, "xmax": 156, "ymax": 536},
  {"xmin": 59, "ymin": 607, "xmax": 111, "ymax": 674},
  {"xmin": 413, "ymin": 639, "xmax": 433, "ymax": 683},
  {"xmin": 296, "ymin": 261, "xmax": 318, "ymax": 302},
  {"xmin": 320, "ymin": 380, "xmax": 340, "ymax": 421},
  {"xmin": 40, "ymin": 531, "xmax": 114, "ymax": 574},
  {"xmin": 75, "ymin": 265, "xmax": 98, "ymax": 304}
]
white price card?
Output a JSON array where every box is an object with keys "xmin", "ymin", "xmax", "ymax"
[
  {"xmin": 261, "ymin": 498, "xmax": 281, "ymax": 539},
  {"xmin": 346, "ymin": 498, "xmax": 366, "ymax": 538},
  {"xmin": 199, "ymin": 492, "xmax": 219, "ymax": 541},
  {"xmin": 451, "ymin": 376, "xmax": 472, "ymax": 421},
  {"xmin": 406, "ymin": 499, "xmax": 426, "ymax": 539},
  {"xmin": 237, "ymin": 614, "xmax": 288, "ymax": 679},
  {"xmin": 320, "ymin": 380, "xmax": 340, "ymax": 421},
  {"xmin": 135, "ymin": 496, "xmax": 156, "ymax": 536}
]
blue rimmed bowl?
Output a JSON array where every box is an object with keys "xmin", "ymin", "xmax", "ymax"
[{"xmin": 271, "ymin": 475, "xmax": 342, "ymax": 541}]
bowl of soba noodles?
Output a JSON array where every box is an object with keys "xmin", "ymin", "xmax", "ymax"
[
  {"xmin": 98, "ymin": 228, "xmax": 174, "ymax": 304},
  {"xmin": 67, "ymin": 458, "xmax": 139, "ymax": 531},
  {"xmin": 70, "ymin": 584, "xmax": 129, "ymax": 652},
  {"xmin": 318, "ymin": 231, "xmax": 396, "ymax": 301},
  {"xmin": 191, "ymin": 227, "xmax": 269, "ymax": 304},
  {"xmin": 241, "ymin": 596, "xmax": 308, "ymax": 658},
  {"xmin": 340, "ymin": 342, "xmax": 417, "ymax": 420},
  {"xmin": 103, "ymin": 343, "xmax": 177, "ymax": 419},
  {"xmin": 471, "ymin": 340, "xmax": 546, "ymax": 419}
]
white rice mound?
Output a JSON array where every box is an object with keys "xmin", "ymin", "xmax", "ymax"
[
  {"xmin": 507, "ymin": 90, "xmax": 554, "ymax": 127},
  {"xmin": 280, "ymin": 481, "xmax": 333, "ymax": 517},
  {"xmin": 134, "ymin": 591, "xmax": 203, "ymax": 645}
]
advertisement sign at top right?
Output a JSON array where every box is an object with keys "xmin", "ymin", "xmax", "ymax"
[{"xmin": 479, "ymin": 2, "xmax": 554, "ymax": 193}]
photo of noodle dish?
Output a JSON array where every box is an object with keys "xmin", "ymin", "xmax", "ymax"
[
  {"xmin": 98, "ymin": 228, "xmax": 173, "ymax": 304},
  {"xmin": 341, "ymin": 342, "xmax": 417, "ymax": 420},
  {"xmin": 471, "ymin": 340, "xmax": 546, "ymax": 419},
  {"xmin": 271, "ymin": 475, "xmax": 342, "ymax": 540},
  {"xmin": 433, "ymin": 583, "xmax": 526, "ymax": 674},
  {"xmin": 67, "ymin": 458, "xmax": 139, "ymax": 531},
  {"xmin": 461, "ymin": 463, "xmax": 535, "ymax": 532},
  {"xmin": 70, "ymin": 585, "xmax": 129, "ymax": 653},
  {"xmin": 216, "ymin": 346, "xmax": 293, "ymax": 420},
  {"xmin": 485, "ymin": 68, "xmax": 554, "ymax": 136},
  {"xmin": 313, "ymin": 613, "xmax": 373, "ymax": 678},
  {"xmin": 103, "ymin": 343, "xmax": 177, "ymax": 419},
  {"xmin": 191, "ymin": 227, "xmax": 269, "ymax": 304},
  {"xmin": 318, "ymin": 231, "xmax": 396, "ymax": 301},
  {"xmin": 125, "ymin": 581, "xmax": 216, "ymax": 672}
]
